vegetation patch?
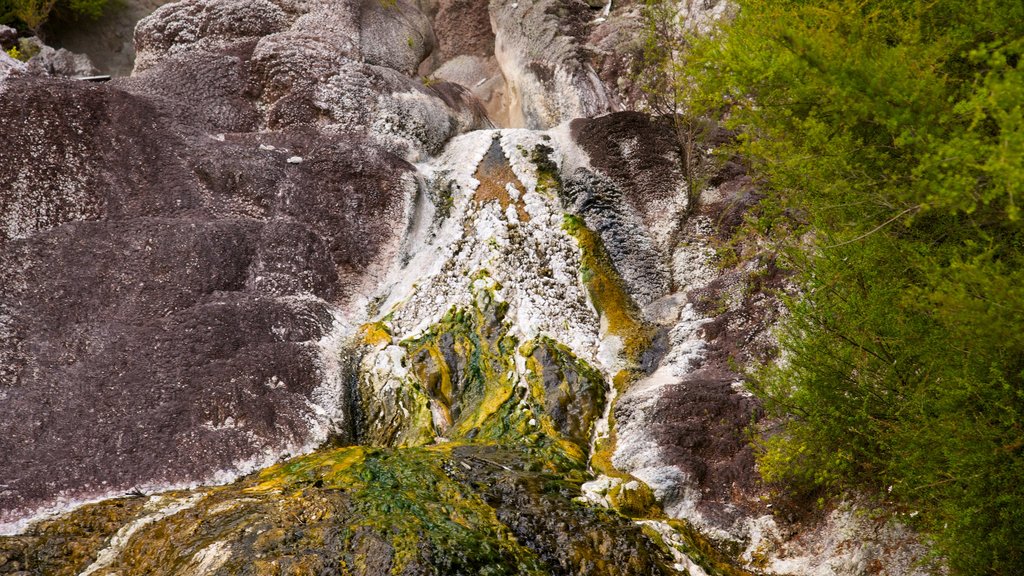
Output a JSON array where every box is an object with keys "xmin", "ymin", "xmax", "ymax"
[
  {"xmin": 653, "ymin": 0, "xmax": 1024, "ymax": 571},
  {"xmin": 1, "ymin": 0, "xmax": 110, "ymax": 37}
]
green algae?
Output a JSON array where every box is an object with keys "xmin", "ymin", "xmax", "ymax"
[
  {"xmin": 401, "ymin": 292, "xmax": 518, "ymax": 440},
  {"xmin": 395, "ymin": 286, "xmax": 602, "ymax": 474},
  {"xmin": 607, "ymin": 480, "xmax": 660, "ymax": 518},
  {"xmin": 2, "ymin": 444, "xmax": 682, "ymax": 576},
  {"xmin": 39, "ymin": 446, "xmax": 550, "ymax": 576},
  {"xmin": 551, "ymin": 175, "xmax": 756, "ymax": 576},
  {"xmin": 662, "ymin": 519, "xmax": 757, "ymax": 576},
  {"xmin": 352, "ymin": 273, "xmax": 613, "ymax": 481},
  {"xmin": 521, "ymin": 336, "xmax": 606, "ymax": 451},
  {"xmin": 531, "ymin": 143, "xmax": 562, "ymax": 199},
  {"xmin": 557, "ymin": 210, "xmax": 662, "ymax": 517}
]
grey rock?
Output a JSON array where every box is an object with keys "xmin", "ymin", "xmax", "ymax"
[
  {"xmin": 0, "ymin": 25, "xmax": 17, "ymax": 50},
  {"xmin": 430, "ymin": 55, "xmax": 508, "ymax": 126},
  {"xmin": 571, "ymin": 112, "xmax": 690, "ymax": 251},
  {"xmin": 563, "ymin": 168, "xmax": 672, "ymax": 307},
  {"xmin": 19, "ymin": 37, "xmax": 99, "ymax": 77},
  {"xmin": 490, "ymin": 0, "xmax": 613, "ymax": 128},
  {"xmin": 358, "ymin": 0, "xmax": 437, "ymax": 75},
  {"xmin": 0, "ymin": 50, "xmax": 24, "ymax": 74}
]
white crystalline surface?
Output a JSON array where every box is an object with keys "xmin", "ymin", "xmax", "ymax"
[{"xmin": 372, "ymin": 128, "xmax": 601, "ymax": 362}]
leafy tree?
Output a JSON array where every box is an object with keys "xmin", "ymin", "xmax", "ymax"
[
  {"xmin": 649, "ymin": 0, "xmax": 1024, "ymax": 572},
  {"xmin": 63, "ymin": 0, "xmax": 107, "ymax": 19},
  {"xmin": 12, "ymin": 0, "xmax": 56, "ymax": 36}
]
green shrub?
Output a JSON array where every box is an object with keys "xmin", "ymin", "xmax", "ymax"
[
  {"xmin": 1, "ymin": 0, "xmax": 109, "ymax": 36},
  {"xmin": 646, "ymin": 0, "xmax": 1024, "ymax": 572}
]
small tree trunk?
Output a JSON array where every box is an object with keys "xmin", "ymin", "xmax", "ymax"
[{"xmin": 674, "ymin": 115, "xmax": 705, "ymax": 216}]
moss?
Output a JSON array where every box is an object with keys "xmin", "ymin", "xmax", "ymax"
[
  {"xmin": 664, "ymin": 519, "xmax": 755, "ymax": 576},
  {"xmin": 608, "ymin": 481, "xmax": 660, "ymax": 518},
  {"xmin": 321, "ymin": 447, "xmax": 548, "ymax": 575},
  {"xmin": 429, "ymin": 177, "xmax": 457, "ymax": 225},
  {"xmin": 16, "ymin": 38, "xmax": 39, "ymax": 60},
  {"xmin": 531, "ymin": 144, "xmax": 562, "ymax": 197},
  {"xmin": 588, "ymin": 369, "xmax": 639, "ymax": 478}
]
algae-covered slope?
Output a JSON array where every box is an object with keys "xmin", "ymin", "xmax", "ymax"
[{"xmin": 1, "ymin": 445, "xmax": 675, "ymax": 576}]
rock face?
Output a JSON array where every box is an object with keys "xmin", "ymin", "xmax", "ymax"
[
  {"xmin": 489, "ymin": 0, "xmax": 612, "ymax": 128},
  {"xmin": 0, "ymin": 0, "xmax": 489, "ymax": 532},
  {"xmin": 0, "ymin": 0, "xmax": 933, "ymax": 574}
]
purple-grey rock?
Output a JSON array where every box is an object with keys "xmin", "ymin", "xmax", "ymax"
[
  {"xmin": 0, "ymin": 25, "xmax": 17, "ymax": 50},
  {"xmin": 0, "ymin": 0, "xmax": 486, "ymax": 530}
]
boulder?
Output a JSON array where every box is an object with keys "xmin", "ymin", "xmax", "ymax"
[
  {"xmin": 16, "ymin": 37, "xmax": 99, "ymax": 77},
  {"xmin": 0, "ymin": 25, "xmax": 17, "ymax": 50}
]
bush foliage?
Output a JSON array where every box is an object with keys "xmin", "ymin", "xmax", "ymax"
[
  {"xmin": 652, "ymin": 0, "xmax": 1024, "ymax": 572},
  {"xmin": 0, "ymin": 0, "xmax": 108, "ymax": 35}
]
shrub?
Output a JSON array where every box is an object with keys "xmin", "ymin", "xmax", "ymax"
[
  {"xmin": 644, "ymin": 0, "xmax": 1024, "ymax": 571},
  {"xmin": 1, "ymin": 0, "xmax": 109, "ymax": 37}
]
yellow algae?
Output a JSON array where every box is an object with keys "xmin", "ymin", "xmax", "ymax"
[
  {"xmin": 359, "ymin": 322, "xmax": 393, "ymax": 347},
  {"xmin": 245, "ymin": 447, "xmax": 368, "ymax": 494},
  {"xmin": 453, "ymin": 378, "xmax": 515, "ymax": 437},
  {"xmin": 562, "ymin": 215, "xmax": 655, "ymax": 364}
]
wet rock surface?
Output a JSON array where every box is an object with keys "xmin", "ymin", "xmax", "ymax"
[{"xmin": 0, "ymin": 445, "xmax": 678, "ymax": 576}]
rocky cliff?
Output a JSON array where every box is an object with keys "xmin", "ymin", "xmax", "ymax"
[{"xmin": 0, "ymin": 0, "xmax": 931, "ymax": 574}]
